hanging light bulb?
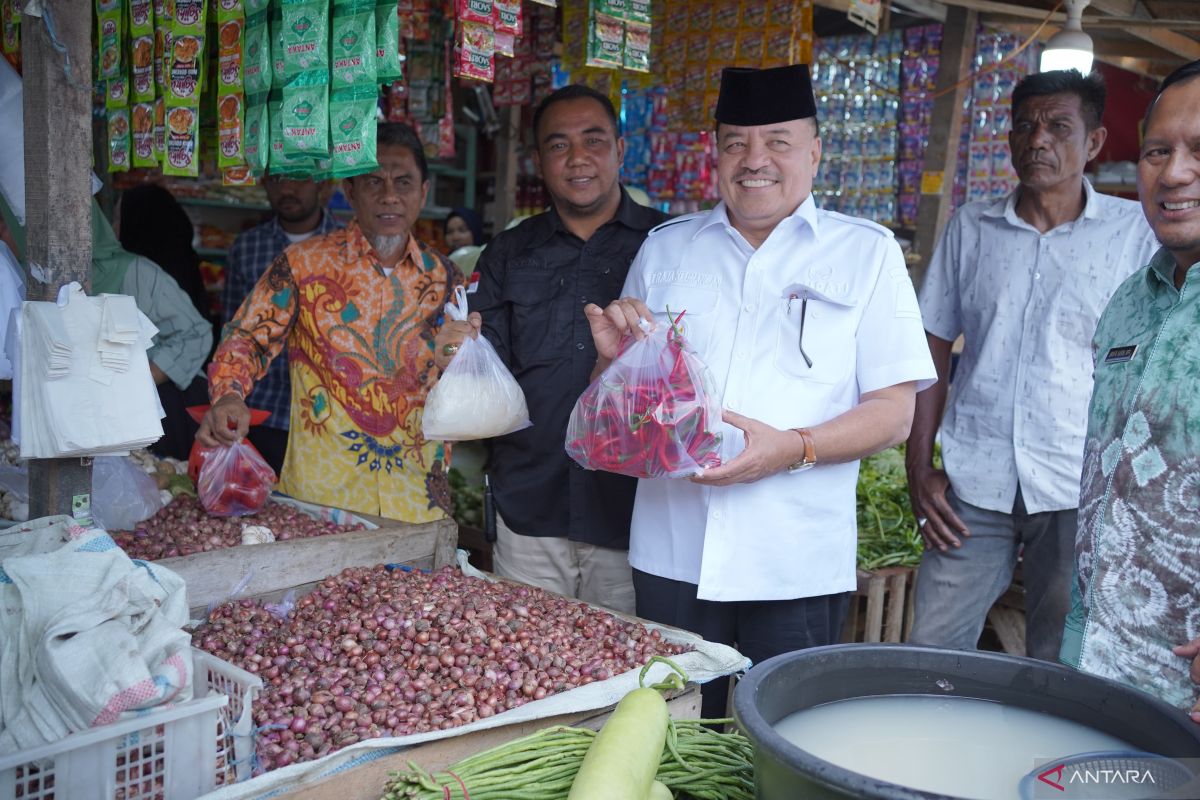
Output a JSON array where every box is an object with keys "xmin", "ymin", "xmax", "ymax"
[{"xmin": 1040, "ymin": 0, "xmax": 1094, "ymax": 74}]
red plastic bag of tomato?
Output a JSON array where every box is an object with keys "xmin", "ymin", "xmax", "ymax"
[
  {"xmin": 197, "ymin": 439, "xmax": 278, "ymax": 517},
  {"xmin": 185, "ymin": 405, "xmax": 272, "ymax": 481},
  {"xmin": 565, "ymin": 312, "xmax": 722, "ymax": 479}
]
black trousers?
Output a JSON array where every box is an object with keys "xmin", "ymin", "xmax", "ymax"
[
  {"xmin": 633, "ymin": 569, "xmax": 851, "ymax": 720},
  {"xmin": 246, "ymin": 425, "xmax": 289, "ymax": 476}
]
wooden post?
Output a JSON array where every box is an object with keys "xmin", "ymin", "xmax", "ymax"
[
  {"xmin": 492, "ymin": 106, "xmax": 520, "ymax": 233},
  {"xmin": 22, "ymin": 2, "xmax": 95, "ymax": 520},
  {"xmin": 911, "ymin": 6, "xmax": 977, "ymax": 290}
]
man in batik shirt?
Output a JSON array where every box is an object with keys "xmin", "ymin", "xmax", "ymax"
[
  {"xmin": 1061, "ymin": 60, "xmax": 1200, "ymax": 720},
  {"xmin": 198, "ymin": 123, "xmax": 462, "ymax": 521}
]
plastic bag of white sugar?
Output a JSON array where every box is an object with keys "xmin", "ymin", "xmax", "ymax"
[{"xmin": 422, "ymin": 287, "xmax": 532, "ymax": 441}]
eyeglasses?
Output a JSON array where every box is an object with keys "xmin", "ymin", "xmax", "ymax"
[{"xmin": 788, "ymin": 292, "xmax": 813, "ymax": 368}]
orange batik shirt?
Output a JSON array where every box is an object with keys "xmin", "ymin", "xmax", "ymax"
[{"xmin": 209, "ymin": 221, "xmax": 463, "ymax": 521}]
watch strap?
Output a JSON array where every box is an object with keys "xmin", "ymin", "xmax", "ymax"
[{"xmin": 787, "ymin": 427, "xmax": 817, "ymax": 472}]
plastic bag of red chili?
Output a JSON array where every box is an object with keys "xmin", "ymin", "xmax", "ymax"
[
  {"xmin": 197, "ymin": 438, "xmax": 278, "ymax": 517},
  {"xmin": 565, "ymin": 312, "xmax": 722, "ymax": 479}
]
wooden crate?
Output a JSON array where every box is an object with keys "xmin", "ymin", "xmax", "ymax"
[
  {"xmin": 270, "ymin": 684, "xmax": 702, "ymax": 800},
  {"xmin": 841, "ymin": 567, "xmax": 916, "ymax": 644},
  {"xmin": 165, "ymin": 514, "xmax": 457, "ymax": 616}
]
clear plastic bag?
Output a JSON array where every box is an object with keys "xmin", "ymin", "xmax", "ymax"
[
  {"xmin": 565, "ymin": 315, "xmax": 723, "ymax": 479},
  {"xmin": 92, "ymin": 455, "xmax": 166, "ymax": 530},
  {"xmin": 422, "ymin": 286, "xmax": 532, "ymax": 441},
  {"xmin": 197, "ymin": 439, "xmax": 277, "ymax": 517}
]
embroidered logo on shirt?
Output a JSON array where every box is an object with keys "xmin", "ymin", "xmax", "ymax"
[
  {"xmin": 647, "ymin": 270, "xmax": 722, "ymax": 289},
  {"xmin": 1104, "ymin": 345, "xmax": 1137, "ymax": 364}
]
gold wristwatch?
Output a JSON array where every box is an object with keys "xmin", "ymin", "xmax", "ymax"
[{"xmin": 787, "ymin": 428, "xmax": 817, "ymax": 472}]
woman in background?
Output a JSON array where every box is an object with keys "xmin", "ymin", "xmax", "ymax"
[{"xmin": 444, "ymin": 207, "xmax": 484, "ymax": 253}]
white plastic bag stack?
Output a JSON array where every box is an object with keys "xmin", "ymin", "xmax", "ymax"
[
  {"xmin": 0, "ymin": 517, "xmax": 192, "ymax": 754},
  {"xmin": 12, "ymin": 283, "xmax": 164, "ymax": 457},
  {"xmin": 422, "ymin": 286, "xmax": 532, "ymax": 441}
]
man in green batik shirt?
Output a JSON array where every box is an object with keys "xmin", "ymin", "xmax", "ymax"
[{"xmin": 1061, "ymin": 60, "xmax": 1200, "ymax": 721}]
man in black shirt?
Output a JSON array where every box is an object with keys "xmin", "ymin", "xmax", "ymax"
[{"xmin": 435, "ymin": 85, "xmax": 667, "ymax": 612}]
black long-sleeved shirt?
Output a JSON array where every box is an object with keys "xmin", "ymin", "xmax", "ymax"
[{"xmin": 471, "ymin": 189, "xmax": 669, "ymax": 549}]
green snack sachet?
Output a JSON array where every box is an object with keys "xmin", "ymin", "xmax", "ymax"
[
  {"xmin": 244, "ymin": 93, "xmax": 270, "ymax": 174},
  {"xmin": 374, "ymin": 0, "xmax": 401, "ymax": 84},
  {"xmin": 270, "ymin": 3, "xmax": 287, "ymax": 90},
  {"xmin": 97, "ymin": 0, "xmax": 124, "ymax": 80},
  {"xmin": 282, "ymin": 0, "xmax": 330, "ymax": 80},
  {"xmin": 331, "ymin": 0, "xmax": 377, "ymax": 90},
  {"xmin": 330, "ymin": 86, "xmax": 379, "ymax": 178},
  {"xmin": 243, "ymin": 10, "xmax": 272, "ymax": 95},
  {"xmin": 280, "ymin": 74, "xmax": 329, "ymax": 159}
]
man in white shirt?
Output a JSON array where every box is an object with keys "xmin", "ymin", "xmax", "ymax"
[
  {"xmin": 586, "ymin": 64, "xmax": 936, "ymax": 718},
  {"xmin": 906, "ymin": 69, "xmax": 1160, "ymax": 661}
]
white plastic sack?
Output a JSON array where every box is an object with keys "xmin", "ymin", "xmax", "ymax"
[
  {"xmin": 0, "ymin": 517, "xmax": 192, "ymax": 753},
  {"xmin": 92, "ymin": 455, "xmax": 165, "ymax": 531},
  {"xmin": 200, "ymin": 549, "xmax": 750, "ymax": 800},
  {"xmin": 422, "ymin": 286, "xmax": 531, "ymax": 441}
]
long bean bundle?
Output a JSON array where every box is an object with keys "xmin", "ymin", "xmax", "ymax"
[{"xmin": 382, "ymin": 720, "xmax": 754, "ymax": 800}]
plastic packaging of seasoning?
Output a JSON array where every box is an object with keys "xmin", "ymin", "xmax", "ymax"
[
  {"xmin": 494, "ymin": 0, "xmax": 520, "ymax": 35},
  {"xmin": 243, "ymin": 93, "xmax": 270, "ymax": 174},
  {"xmin": 330, "ymin": 86, "xmax": 380, "ymax": 178},
  {"xmin": 624, "ymin": 21, "xmax": 650, "ymax": 72},
  {"xmin": 96, "ymin": 0, "xmax": 124, "ymax": 80},
  {"xmin": 243, "ymin": 10, "xmax": 272, "ymax": 95},
  {"xmin": 282, "ymin": 0, "xmax": 330, "ymax": 79},
  {"xmin": 455, "ymin": 20, "xmax": 494, "ymax": 81},
  {"xmin": 245, "ymin": 0, "xmax": 269, "ymax": 12},
  {"xmin": 217, "ymin": 0, "xmax": 246, "ymax": 169},
  {"xmin": 281, "ymin": 71, "xmax": 330, "ymax": 157},
  {"xmin": 585, "ymin": 11, "xmax": 623, "ymax": 69},
  {"xmin": 375, "ymin": 0, "xmax": 403, "ymax": 84},
  {"xmin": 166, "ymin": 11, "xmax": 206, "ymax": 104},
  {"xmin": 162, "ymin": 105, "xmax": 200, "ymax": 176},
  {"xmin": 131, "ymin": 102, "xmax": 156, "ymax": 167},
  {"xmin": 629, "ymin": 0, "xmax": 650, "ymax": 24},
  {"xmin": 153, "ymin": 95, "xmax": 166, "ymax": 163},
  {"xmin": 153, "ymin": 0, "xmax": 168, "ymax": 92},
  {"xmin": 458, "ymin": 0, "xmax": 494, "ymax": 25},
  {"xmin": 270, "ymin": 3, "xmax": 287, "ymax": 89},
  {"xmin": 331, "ymin": 0, "xmax": 378, "ymax": 90},
  {"xmin": 269, "ymin": 90, "xmax": 317, "ymax": 175},
  {"xmin": 107, "ymin": 106, "xmax": 131, "ymax": 173}
]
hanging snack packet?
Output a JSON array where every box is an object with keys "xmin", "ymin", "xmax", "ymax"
[
  {"xmin": 218, "ymin": 93, "xmax": 245, "ymax": 168},
  {"xmin": 217, "ymin": 13, "xmax": 244, "ymax": 93},
  {"xmin": 565, "ymin": 314, "xmax": 723, "ymax": 479},
  {"xmin": 153, "ymin": 95, "xmax": 166, "ymax": 162},
  {"xmin": 153, "ymin": 0, "xmax": 168, "ymax": 92},
  {"xmin": 270, "ymin": 2, "xmax": 287, "ymax": 89},
  {"xmin": 97, "ymin": 0, "xmax": 124, "ymax": 80},
  {"xmin": 281, "ymin": 71, "xmax": 329, "ymax": 157},
  {"xmin": 131, "ymin": 101, "xmax": 156, "ymax": 167},
  {"xmin": 107, "ymin": 106, "xmax": 132, "ymax": 172},
  {"xmin": 494, "ymin": 0, "xmax": 521, "ymax": 35},
  {"xmin": 457, "ymin": 0, "xmax": 493, "ymax": 25},
  {"xmin": 129, "ymin": 0, "xmax": 154, "ymax": 101},
  {"xmin": 243, "ymin": 10, "xmax": 271, "ymax": 94},
  {"xmin": 281, "ymin": 0, "xmax": 331, "ymax": 79},
  {"xmin": 629, "ymin": 0, "xmax": 650, "ymax": 24},
  {"xmin": 269, "ymin": 90, "xmax": 316, "ymax": 175},
  {"xmin": 586, "ymin": 11, "xmax": 624, "ymax": 69},
  {"xmin": 455, "ymin": 20, "xmax": 494, "ymax": 82},
  {"xmin": 329, "ymin": 86, "xmax": 379, "ymax": 178},
  {"xmin": 245, "ymin": 0, "xmax": 270, "ymax": 12},
  {"xmin": 331, "ymin": 0, "xmax": 377, "ymax": 90},
  {"xmin": 166, "ymin": 8, "xmax": 206, "ymax": 104},
  {"xmin": 223, "ymin": 164, "xmax": 257, "ymax": 185},
  {"xmin": 243, "ymin": 93, "xmax": 270, "ymax": 174},
  {"xmin": 1, "ymin": 0, "xmax": 18, "ymax": 58},
  {"xmin": 375, "ymin": 0, "xmax": 402, "ymax": 84},
  {"xmin": 624, "ymin": 20, "xmax": 650, "ymax": 73},
  {"xmin": 163, "ymin": 104, "xmax": 200, "ymax": 176}
]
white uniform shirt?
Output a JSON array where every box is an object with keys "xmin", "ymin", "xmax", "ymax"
[
  {"xmin": 622, "ymin": 197, "xmax": 936, "ymax": 602},
  {"xmin": 918, "ymin": 180, "xmax": 1159, "ymax": 515}
]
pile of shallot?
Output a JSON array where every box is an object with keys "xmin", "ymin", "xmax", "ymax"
[
  {"xmin": 192, "ymin": 566, "xmax": 690, "ymax": 773},
  {"xmin": 109, "ymin": 496, "xmax": 364, "ymax": 560}
]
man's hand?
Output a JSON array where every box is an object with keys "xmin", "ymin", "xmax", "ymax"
[
  {"xmin": 197, "ymin": 393, "xmax": 251, "ymax": 447},
  {"xmin": 1172, "ymin": 638, "xmax": 1200, "ymax": 723},
  {"xmin": 433, "ymin": 311, "xmax": 482, "ymax": 371},
  {"xmin": 907, "ymin": 464, "xmax": 970, "ymax": 550},
  {"xmin": 690, "ymin": 410, "xmax": 800, "ymax": 486},
  {"xmin": 584, "ymin": 297, "xmax": 654, "ymax": 364}
]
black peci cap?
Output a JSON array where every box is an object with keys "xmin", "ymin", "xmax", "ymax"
[{"xmin": 714, "ymin": 63, "xmax": 818, "ymax": 126}]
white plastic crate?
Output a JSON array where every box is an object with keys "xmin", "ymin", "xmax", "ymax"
[{"xmin": 0, "ymin": 649, "xmax": 261, "ymax": 800}]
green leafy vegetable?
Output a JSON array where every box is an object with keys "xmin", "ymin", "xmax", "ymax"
[{"xmin": 855, "ymin": 445, "xmax": 923, "ymax": 571}]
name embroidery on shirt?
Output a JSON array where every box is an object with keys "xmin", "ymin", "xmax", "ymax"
[
  {"xmin": 1104, "ymin": 345, "xmax": 1138, "ymax": 364},
  {"xmin": 647, "ymin": 270, "xmax": 722, "ymax": 289}
]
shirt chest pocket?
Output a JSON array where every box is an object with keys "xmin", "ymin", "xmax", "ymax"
[
  {"xmin": 773, "ymin": 290, "xmax": 858, "ymax": 385},
  {"xmin": 645, "ymin": 284, "xmax": 720, "ymax": 350},
  {"xmin": 504, "ymin": 266, "xmax": 565, "ymax": 362}
]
